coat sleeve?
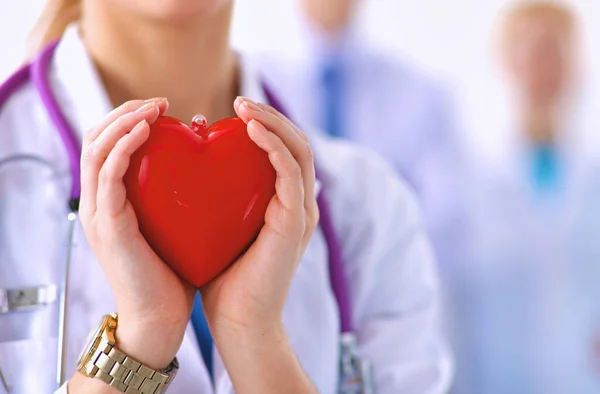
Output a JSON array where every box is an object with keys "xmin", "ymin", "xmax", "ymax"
[{"xmin": 321, "ymin": 141, "xmax": 454, "ymax": 394}]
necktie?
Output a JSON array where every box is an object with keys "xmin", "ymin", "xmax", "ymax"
[
  {"xmin": 321, "ymin": 60, "xmax": 344, "ymax": 138},
  {"xmin": 531, "ymin": 144, "xmax": 561, "ymax": 192},
  {"xmin": 191, "ymin": 292, "xmax": 214, "ymax": 381}
]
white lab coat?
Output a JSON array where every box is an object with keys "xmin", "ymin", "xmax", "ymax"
[
  {"xmin": 256, "ymin": 21, "xmax": 468, "ymax": 271},
  {"xmin": 446, "ymin": 105, "xmax": 600, "ymax": 394},
  {"xmin": 0, "ymin": 26, "xmax": 452, "ymax": 394}
]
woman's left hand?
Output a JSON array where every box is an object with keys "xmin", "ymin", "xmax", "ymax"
[
  {"xmin": 199, "ymin": 97, "xmax": 319, "ymax": 393},
  {"xmin": 201, "ymin": 96, "xmax": 319, "ymax": 337},
  {"xmin": 76, "ymin": 98, "xmax": 196, "ymax": 372}
]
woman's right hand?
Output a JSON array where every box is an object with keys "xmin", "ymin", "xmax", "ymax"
[{"xmin": 75, "ymin": 98, "xmax": 196, "ymax": 375}]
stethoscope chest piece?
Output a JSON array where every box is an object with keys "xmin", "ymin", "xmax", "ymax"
[{"xmin": 339, "ymin": 333, "xmax": 375, "ymax": 394}]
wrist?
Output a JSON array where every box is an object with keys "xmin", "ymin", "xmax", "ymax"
[
  {"xmin": 115, "ymin": 315, "xmax": 185, "ymax": 370},
  {"xmin": 214, "ymin": 319, "xmax": 287, "ymax": 371},
  {"xmin": 215, "ymin": 321, "xmax": 287, "ymax": 372},
  {"xmin": 212, "ymin": 317, "xmax": 285, "ymax": 348},
  {"xmin": 215, "ymin": 324, "xmax": 317, "ymax": 394}
]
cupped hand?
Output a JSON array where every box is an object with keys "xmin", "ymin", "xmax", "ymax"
[
  {"xmin": 201, "ymin": 96, "xmax": 319, "ymax": 341},
  {"xmin": 78, "ymin": 95, "xmax": 319, "ymax": 377},
  {"xmin": 78, "ymin": 98, "xmax": 195, "ymax": 369}
]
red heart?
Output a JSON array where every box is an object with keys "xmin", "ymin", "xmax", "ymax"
[{"xmin": 124, "ymin": 115, "xmax": 276, "ymax": 287}]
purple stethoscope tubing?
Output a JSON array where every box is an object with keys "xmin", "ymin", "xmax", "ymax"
[
  {"xmin": 31, "ymin": 43, "xmax": 82, "ymax": 204},
  {"xmin": 0, "ymin": 40, "xmax": 353, "ymax": 387}
]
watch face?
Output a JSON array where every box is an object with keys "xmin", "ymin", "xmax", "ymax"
[{"xmin": 76, "ymin": 316, "xmax": 107, "ymax": 370}]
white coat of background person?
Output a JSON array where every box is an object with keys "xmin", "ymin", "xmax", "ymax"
[
  {"xmin": 0, "ymin": 0, "xmax": 452, "ymax": 393},
  {"xmin": 446, "ymin": 2, "xmax": 600, "ymax": 394},
  {"xmin": 256, "ymin": 0, "xmax": 468, "ymax": 269}
]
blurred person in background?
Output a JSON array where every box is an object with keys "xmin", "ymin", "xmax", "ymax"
[
  {"xmin": 257, "ymin": 0, "xmax": 468, "ymax": 269},
  {"xmin": 446, "ymin": 2, "xmax": 600, "ymax": 393}
]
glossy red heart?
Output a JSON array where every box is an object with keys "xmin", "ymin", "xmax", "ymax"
[{"xmin": 124, "ymin": 115, "xmax": 276, "ymax": 287}]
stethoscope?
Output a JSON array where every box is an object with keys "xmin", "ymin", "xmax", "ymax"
[{"xmin": 0, "ymin": 40, "xmax": 374, "ymax": 393}]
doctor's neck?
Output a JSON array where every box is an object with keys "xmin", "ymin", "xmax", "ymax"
[
  {"xmin": 80, "ymin": 1, "xmax": 238, "ymax": 123},
  {"xmin": 519, "ymin": 101, "xmax": 558, "ymax": 145}
]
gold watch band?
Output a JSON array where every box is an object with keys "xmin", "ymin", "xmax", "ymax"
[
  {"xmin": 77, "ymin": 314, "xmax": 178, "ymax": 394},
  {"xmin": 80, "ymin": 346, "xmax": 178, "ymax": 394}
]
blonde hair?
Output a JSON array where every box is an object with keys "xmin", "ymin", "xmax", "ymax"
[
  {"xmin": 25, "ymin": 0, "xmax": 80, "ymax": 60},
  {"xmin": 497, "ymin": 1, "xmax": 577, "ymax": 55}
]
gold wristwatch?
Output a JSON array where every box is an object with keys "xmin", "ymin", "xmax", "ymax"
[{"xmin": 77, "ymin": 313, "xmax": 179, "ymax": 393}]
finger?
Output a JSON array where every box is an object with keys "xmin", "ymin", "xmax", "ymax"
[
  {"xmin": 93, "ymin": 103, "xmax": 160, "ymax": 165},
  {"xmin": 233, "ymin": 96, "xmax": 243, "ymax": 114},
  {"xmin": 236, "ymin": 99, "xmax": 317, "ymax": 222},
  {"xmin": 97, "ymin": 120, "xmax": 150, "ymax": 215},
  {"xmin": 255, "ymin": 102, "xmax": 309, "ymax": 143},
  {"xmin": 247, "ymin": 120, "xmax": 304, "ymax": 213},
  {"xmin": 236, "ymin": 99, "xmax": 308, "ymax": 171},
  {"xmin": 234, "ymin": 97, "xmax": 317, "ymax": 234},
  {"xmin": 238, "ymin": 99, "xmax": 318, "ymax": 228},
  {"xmin": 83, "ymin": 98, "xmax": 168, "ymax": 146},
  {"xmin": 80, "ymin": 103, "xmax": 159, "ymax": 218},
  {"xmin": 233, "ymin": 96, "xmax": 309, "ymax": 144},
  {"xmin": 251, "ymin": 102, "xmax": 319, "ymax": 232}
]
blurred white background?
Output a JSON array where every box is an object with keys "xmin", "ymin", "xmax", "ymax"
[{"xmin": 1, "ymin": 0, "xmax": 598, "ymax": 149}]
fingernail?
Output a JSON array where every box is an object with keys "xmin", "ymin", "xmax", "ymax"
[
  {"xmin": 248, "ymin": 119, "xmax": 265, "ymax": 130},
  {"xmin": 145, "ymin": 97, "xmax": 168, "ymax": 103},
  {"xmin": 242, "ymin": 100, "xmax": 264, "ymax": 113},
  {"xmin": 234, "ymin": 96, "xmax": 243, "ymax": 106},
  {"xmin": 136, "ymin": 103, "xmax": 156, "ymax": 113},
  {"xmin": 131, "ymin": 119, "xmax": 148, "ymax": 132}
]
